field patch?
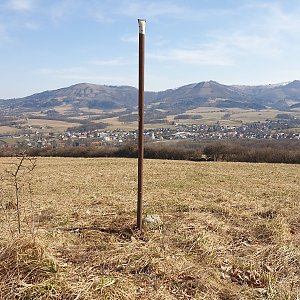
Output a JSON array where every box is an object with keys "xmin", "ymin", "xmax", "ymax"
[
  {"xmin": 27, "ymin": 118, "xmax": 81, "ymax": 130},
  {"xmin": 0, "ymin": 158, "xmax": 299, "ymax": 299},
  {"xmin": 0, "ymin": 126, "xmax": 20, "ymax": 134}
]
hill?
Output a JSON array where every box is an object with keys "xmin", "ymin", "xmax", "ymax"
[
  {"xmin": 0, "ymin": 157, "xmax": 299, "ymax": 299},
  {"xmin": 2, "ymin": 80, "xmax": 300, "ymax": 113},
  {"xmin": 5, "ymin": 83, "xmax": 139, "ymax": 111},
  {"xmin": 152, "ymin": 81, "xmax": 264, "ymax": 111}
]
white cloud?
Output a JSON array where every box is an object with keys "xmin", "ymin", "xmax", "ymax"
[
  {"xmin": 220, "ymin": 2, "xmax": 300, "ymax": 57},
  {"xmin": 0, "ymin": 23, "xmax": 10, "ymax": 43},
  {"xmin": 0, "ymin": 24, "xmax": 5, "ymax": 36},
  {"xmin": 117, "ymin": 0, "xmax": 233, "ymax": 21},
  {"xmin": 149, "ymin": 47, "xmax": 233, "ymax": 66},
  {"xmin": 94, "ymin": 12, "xmax": 114, "ymax": 23},
  {"xmin": 155, "ymin": 2, "xmax": 300, "ymax": 67},
  {"xmin": 148, "ymin": 30, "xmax": 281, "ymax": 67},
  {"xmin": 243, "ymin": 1, "xmax": 300, "ymax": 32},
  {"xmin": 7, "ymin": 0, "xmax": 34, "ymax": 11},
  {"xmin": 89, "ymin": 58, "xmax": 130, "ymax": 67},
  {"xmin": 121, "ymin": 34, "xmax": 137, "ymax": 43},
  {"xmin": 209, "ymin": 30, "xmax": 283, "ymax": 58},
  {"xmin": 119, "ymin": 1, "xmax": 183, "ymax": 18},
  {"xmin": 117, "ymin": 1, "xmax": 293, "ymax": 67},
  {"xmin": 263, "ymin": 3, "xmax": 300, "ymax": 35},
  {"xmin": 24, "ymin": 22, "xmax": 39, "ymax": 30},
  {"xmin": 49, "ymin": 0, "xmax": 80, "ymax": 22},
  {"xmin": 48, "ymin": 0, "xmax": 114, "ymax": 24}
]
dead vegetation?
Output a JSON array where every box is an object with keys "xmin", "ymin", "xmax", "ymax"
[{"xmin": 0, "ymin": 157, "xmax": 299, "ymax": 299}]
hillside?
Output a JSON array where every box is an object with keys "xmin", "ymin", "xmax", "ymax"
[
  {"xmin": 2, "ymin": 80, "xmax": 300, "ymax": 113},
  {"xmin": 1, "ymin": 80, "xmax": 300, "ymax": 134},
  {"xmin": 0, "ymin": 157, "xmax": 299, "ymax": 299},
  {"xmin": 5, "ymin": 83, "xmax": 139, "ymax": 111}
]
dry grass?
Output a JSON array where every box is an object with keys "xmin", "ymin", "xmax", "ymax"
[
  {"xmin": 0, "ymin": 126, "xmax": 21, "ymax": 134},
  {"xmin": 27, "ymin": 119, "xmax": 81, "ymax": 130},
  {"xmin": 0, "ymin": 157, "xmax": 299, "ymax": 299},
  {"xmin": 169, "ymin": 108, "xmax": 300, "ymax": 126}
]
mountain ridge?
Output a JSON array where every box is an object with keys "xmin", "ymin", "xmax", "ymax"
[{"xmin": 1, "ymin": 80, "xmax": 300, "ymax": 112}]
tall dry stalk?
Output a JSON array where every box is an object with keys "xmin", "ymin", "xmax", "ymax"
[{"xmin": 6, "ymin": 154, "xmax": 37, "ymax": 234}]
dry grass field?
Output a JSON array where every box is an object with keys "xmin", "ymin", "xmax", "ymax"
[
  {"xmin": 0, "ymin": 157, "xmax": 299, "ymax": 299},
  {"xmin": 0, "ymin": 126, "xmax": 20, "ymax": 134},
  {"xmin": 27, "ymin": 119, "xmax": 81, "ymax": 130},
  {"xmin": 165, "ymin": 107, "xmax": 300, "ymax": 126}
]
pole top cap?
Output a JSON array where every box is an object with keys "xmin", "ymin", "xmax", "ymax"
[{"xmin": 138, "ymin": 19, "xmax": 146, "ymax": 34}]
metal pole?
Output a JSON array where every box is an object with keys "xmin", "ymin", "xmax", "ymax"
[{"xmin": 137, "ymin": 19, "xmax": 146, "ymax": 230}]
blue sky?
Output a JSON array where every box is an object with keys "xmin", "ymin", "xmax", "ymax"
[{"xmin": 1, "ymin": 0, "xmax": 300, "ymax": 98}]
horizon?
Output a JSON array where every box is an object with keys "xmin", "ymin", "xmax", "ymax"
[
  {"xmin": 2, "ymin": 79, "xmax": 300, "ymax": 100},
  {"xmin": 1, "ymin": 0, "xmax": 300, "ymax": 98}
]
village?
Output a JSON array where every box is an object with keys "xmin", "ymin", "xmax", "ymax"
[{"xmin": 0, "ymin": 117, "xmax": 299, "ymax": 149}]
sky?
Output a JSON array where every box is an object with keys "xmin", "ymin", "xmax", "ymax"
[{"xmin": 1, "ymin": 0, "xmax": 300, "ymax": 99}]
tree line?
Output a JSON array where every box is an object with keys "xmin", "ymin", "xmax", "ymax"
[{"xmin": 1, "ymin": 139, "xmax": 300, "ymax": 164}]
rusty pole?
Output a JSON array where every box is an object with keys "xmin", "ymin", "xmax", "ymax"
[{"xmin": 137, "ymin": 19, "xmax": 146, "ymax": 230}]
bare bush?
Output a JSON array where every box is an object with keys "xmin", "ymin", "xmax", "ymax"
[{"xmin": 2, "ymin": 154, "xmax": 37, "ymax": 235}]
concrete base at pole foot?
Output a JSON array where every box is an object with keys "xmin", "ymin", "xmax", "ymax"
[{"xmin": 143, "ymin": 214, "xmax": 162, "ymax": 229}]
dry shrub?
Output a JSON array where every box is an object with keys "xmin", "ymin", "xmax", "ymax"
[{"xmin": 0, "ymin": 236, "xmax": 61, "ymax": 299}]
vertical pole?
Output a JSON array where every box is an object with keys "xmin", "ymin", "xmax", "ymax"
[{"xmin": 137, "ymin": 19, "xmax": 146, "ymax": 230}]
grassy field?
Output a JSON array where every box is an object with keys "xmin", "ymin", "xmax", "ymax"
[
  {"xmin": 0, "ymin": 157, "xmax": 299, "ymax": 299},
  {"xmin": 27, "ymin": 118, "xmax": 81, "ymax": 130},
  {"xmin": 0, "ymin": 126, "xmax": 20, "ymax": 134}
]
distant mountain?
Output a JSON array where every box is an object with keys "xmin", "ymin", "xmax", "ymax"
[
  {"xmin": 150, "ymin": 81, "xmax": 261, "ymax": 111},
  {"xmin": 146, "ymin": 80, "xmax": 300, "ymax": 111},
  {"xmin": 2, "ymin": 80, "xmax": 300, "ymax": 113},
  {"xmin": 5, "ymin": 83, "xmax": 139, "ymax": 111},
  {"xmin": 234, "ymin": 80, "xmax": 300, "ymax": 110}
]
